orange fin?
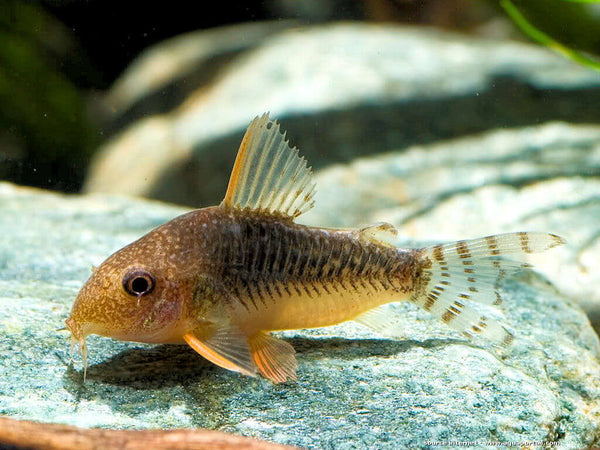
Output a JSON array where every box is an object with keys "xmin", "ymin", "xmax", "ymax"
[
  {"xmin": 220, "ymin": 113, "xmax": 316, "ymax": 220},
  {"xmin": 249, "ymin": 332, "xmax": 298, "ymax": 384},
  {"xmin": 183, "ymin": 323, "xmax": 257, "ymax": 378}
]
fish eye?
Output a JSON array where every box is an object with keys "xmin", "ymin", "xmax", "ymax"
[{"xmin": 122, "ymin": 269, "xmax": 155, "ymax": 296}]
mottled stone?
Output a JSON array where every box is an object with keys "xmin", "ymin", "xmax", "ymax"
[
  {"xmin": 1, "ymin": 182, "xmax": 599, "ymax": 449},
  {"xmin": 85, "ymin": 23, "xmax": 600, "ymax": 207}
]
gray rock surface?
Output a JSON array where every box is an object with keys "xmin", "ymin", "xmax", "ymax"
[
  {"xmin": 1, "ymin": 182, "xmax": 599, "ymax": 449},
  {"xmin": 85, "ymin": 22, "xmax": 600, "ymax": 207}
]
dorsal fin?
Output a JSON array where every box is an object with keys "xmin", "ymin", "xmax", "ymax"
[{"xmin": 220, "ymin": 113, "xmax": 316, "ymax": 220}]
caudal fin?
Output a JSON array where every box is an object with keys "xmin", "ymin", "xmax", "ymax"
[{"xmin": 411, "ymin": 232, "xmax": 565, "ymax": 345}]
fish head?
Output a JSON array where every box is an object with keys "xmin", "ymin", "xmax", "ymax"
[{"xmin": 66, "ymin": 229, "xmax": 193, "ymax": 353}]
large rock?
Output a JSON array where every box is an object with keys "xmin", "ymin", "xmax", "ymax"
[
  {"xmin": 102, "ymin": 20, "xmax": 297, "ymax": 133},
  {"xmin": 1, "ymin": 182, "xmax": 599, "ymax": 449},
  {"xmin": 84, "ymin": 22, "xmax": 600, "ymax": 207}
]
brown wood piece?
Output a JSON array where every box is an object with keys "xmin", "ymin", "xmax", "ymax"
[{"xmin": 0, "ymin": 416, "xmax": 298, "ymax": 450}]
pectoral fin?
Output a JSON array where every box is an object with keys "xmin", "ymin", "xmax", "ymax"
[
  {"xmin": 183, "ymin": 323, "xmax": 257, "ymax": 378},
  {"xmin": 248, "ymin": 332, "xmax": 298, "ymax": 383}
]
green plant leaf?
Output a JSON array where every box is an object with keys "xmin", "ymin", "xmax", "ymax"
[{"xmin": 501, "ymin": 0, "xmax": 600, "ymax": 71}]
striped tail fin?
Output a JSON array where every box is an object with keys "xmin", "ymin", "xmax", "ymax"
[{"xmin": 412, "ymin": 232, "xmax": 565, "ymax": 345}]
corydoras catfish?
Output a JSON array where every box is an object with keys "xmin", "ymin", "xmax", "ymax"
[{"xmin": 66, "ymin": 114, "xmax": 565, "ymax": 383}]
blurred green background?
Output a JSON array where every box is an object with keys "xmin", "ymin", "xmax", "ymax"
[{"xmin": 1, "ymin": 0, "xmax": 599, "ymax": 194}]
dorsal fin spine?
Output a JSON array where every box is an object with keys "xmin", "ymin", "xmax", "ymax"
[
  {"xmin": 286, "ymin": 165, "xmax": 311, "ymax": 216},
  {"xmin": 262, "ymin": 148, "xmax": 284, "ymax": 211},
  {"xmin": 282, "ymin": 155, "xmax": 304, "ymax": 212},
  {"xmin": 299, "ymin": 183, "xmax": 316, "ymax": 216},
  {"xmin": 221, "ymin": 113, "xmax": 316, "ymax": 219},
  {"xmin": 242, "ymin": 128, "xmax": 261, "ymax": 209},
  {"xmin": 270, "ymin": 150, "xmax": 295, "ymax": 205},
  {"xmin": 256, "ymin": 130, "xmax": 284, "ymax": 210},
  {"xmin": 273, "ymin": 151, "xmax": 301, "ymax": 212},
  {"xmin": 247, "ymin": 129, "xmax": 275, "ymax": 206},
  {"xmin": 295, "ymin": 159, "xmax": 314, "ymax": 214},
  {"xmin": 237, "ymin": 126, "xmax": 257, "ymax": 209}
]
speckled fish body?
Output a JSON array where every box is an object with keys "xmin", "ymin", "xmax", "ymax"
[
  {"xmin": 176, "ymin": 207, "xmax": 419, "ymax": 333},
  {"xmin": 66, "ymin": 114, "xmax": 565, "ymax": 383}
]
